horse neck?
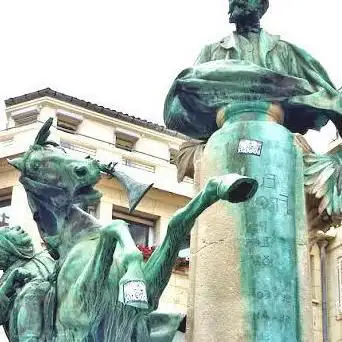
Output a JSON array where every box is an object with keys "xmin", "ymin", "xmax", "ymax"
[
  {"xmin": 58, "ymin": 205, "xmax": 102, "ymax": 257},
  {"xmin": 27, "ymin": 192, "xmax": 68, "ymax": 238},
  {"xmin": 27, "ymin": 192, "xmax": 101, "ymax": 257}
]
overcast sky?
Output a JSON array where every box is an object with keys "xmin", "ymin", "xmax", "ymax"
[{"xmin": 0, "ymin": 0, "xmax": 341, "ymax": 151}]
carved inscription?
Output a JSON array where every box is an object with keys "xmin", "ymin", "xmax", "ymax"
[
  {"xmin": 240, "ymin": 172, "xmax": 297, "ymax": 338},
  {"xmin": 253, "ymin": 311, "xmax": 291, "ymax": 326},
  {"xmin": 246, "ymin": 221, "xmax": 267, "ymax": 234},
  {"xmin": 239, "ymin": 236, "xmax": 271, "ymax": 248},
  {"xmin": 254, "ymin": 289, "xmax": 292, "ymax": 304},
  {"xmin": 251, "ymin": 255, "xmax": 273, "ymax": 267},
  {"xmin": 261, "ymin": 173, "xmax": 276, "ymax": 189},
  {"xmin": 253, "ymin": 194, "xmax": 292, "ymax": 215}
]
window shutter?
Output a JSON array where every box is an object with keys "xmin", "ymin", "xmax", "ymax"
[
  {"xmin": 56, "ymin": 110, "xmax": 83, "ymax": 134},
  {"xmin": 11, "ymin": 107, "xmax": 39, "ymax": 126},
  {"xmin": 114, "ymin": 130, "xmax": 139, "ymax": 152}
]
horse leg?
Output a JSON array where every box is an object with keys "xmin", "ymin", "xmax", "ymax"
[
  {"xmin": 144, "ymin": 174, "xmax": 257, "ymax": 308},
  {"xmin": 105, "ymin": 221, "xmax": 148, "ymax": 309},
  {"xmin": 67, "ymin": 220, "xmax": 146, "ymax": 316},
  {"xmin": 66, "ymin": 221, "xmax": 122, "ymax": 317}
]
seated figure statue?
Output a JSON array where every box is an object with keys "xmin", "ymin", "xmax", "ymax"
[
  {"xmin": 196, "ymin": 0, "xmax": 325, "ymax": 74},
  {"xmin": 164, "ymin": 0, "xmax": 342, "ymax": 140},
  {"xmin": 197, "ymin": 0, "xmax": 335, "ymax": 94}
]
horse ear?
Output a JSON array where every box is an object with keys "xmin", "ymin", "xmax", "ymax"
[
  {"xmin": 34, "ymin": 117, "xmax": 53, "ymax": 146},
  {"xmin": 8, "ymin": 157, "xmax": 24, "ymax": 171}
]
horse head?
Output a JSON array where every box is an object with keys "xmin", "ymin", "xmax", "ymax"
[{"xmin": 8, "ymin": 119, "xmax": 102, "ymax": 248}]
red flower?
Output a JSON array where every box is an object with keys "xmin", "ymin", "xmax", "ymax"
[{"xmin": 136, "ymin": 244, "xmax": 189, "ymax": 269}]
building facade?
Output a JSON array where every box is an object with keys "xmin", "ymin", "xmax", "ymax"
[
  {"xmin": 309, "ymin": 138, "xmax": 342, "ymax": 342},
  {"xmin": 0, "ymin": 88, "xmax": 192, "ymax": 341}
]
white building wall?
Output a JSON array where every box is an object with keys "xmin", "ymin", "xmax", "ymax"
[{"xmin": 0, "ymin": 96, "xmax": 193, "ymax": 341}]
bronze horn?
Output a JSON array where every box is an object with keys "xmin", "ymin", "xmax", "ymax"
[{"xmin": 99, "ymin": 162, "xmax": 153, "ymax": 213}]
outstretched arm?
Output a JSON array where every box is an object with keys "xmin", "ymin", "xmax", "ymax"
[
  {"xmin": 143, "ymin": 174, "xmax": 257, "ymax": 309},
  {"xmin": 65, "ymin": 219, "xmax": 146, "ymax": 318}
]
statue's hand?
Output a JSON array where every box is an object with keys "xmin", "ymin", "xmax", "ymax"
[
  {"xmin": 6, "ymin": 268, "xmax": 34, "ymax": 294},
  {"xmin": 1, "ymin": 269, "xmax": 31, "ymax": 297},
  {"xmin": 100, "ymin": 161, "xmax": 118, "ymax": 176},
  {"xmin": 14, "ymin": 268, "xmax": 34, "ymax": 283}
]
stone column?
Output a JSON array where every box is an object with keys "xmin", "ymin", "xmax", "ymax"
[{"xmin": 187, "ymin": 102, "xmax": 312, "ymax": 342}]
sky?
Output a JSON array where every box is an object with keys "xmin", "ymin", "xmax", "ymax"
[{"xmin": 0, "ymin": 0, "xmax": 341, "ymax": 151}]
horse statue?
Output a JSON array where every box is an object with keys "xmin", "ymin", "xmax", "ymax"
[
  {"xmin": 6, "ymin": 118, "xmax": 258, "ymax": 341},
  {"xmin": 0, "ymin": 225, "xmax": 55, "ymax": 341}
]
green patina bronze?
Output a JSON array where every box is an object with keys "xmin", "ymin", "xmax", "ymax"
[
  {"xmin": 164, "ymin": 1, "xmax": 342, "ymax": 341},
  {"xmin": 1, "ymin": 118, "xmax": 257, "ymax": 341},
  {"xmin": 165, "ymin": 0, "xmax": 342, "ymax": 140},
  {"xmin": 0, "ymin": 226, "xmax": 55, "ymax": 341},
  {"xmin": 203, "ymin": 102, "xmax": 305, "ymax": 341}
]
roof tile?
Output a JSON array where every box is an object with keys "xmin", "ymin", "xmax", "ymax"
[{"xmin": 5, "ymin": 88, "xmax": 189, "ymax": 140}]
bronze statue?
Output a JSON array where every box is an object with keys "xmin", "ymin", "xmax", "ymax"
[
  {"xmin": 4, "ymin": 119, "xmax": 257, "ymax": 341},
  {"xmin": 163, "ymin": 1, "xmax": 342, "ymax": 340},
  {"xmin": 0, "ymin": 225, "xmax": 54, "ymax": 341}
]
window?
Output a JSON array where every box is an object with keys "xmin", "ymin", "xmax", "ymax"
[
  {"xmin": 116, "ymin": 137, "xmax": 135, "ymax": 151},
  {"xmin": 56, "ymin": 110, "xmax": 83, "ymax": 134},
  {"xmin": 126, "ymin": 220, "xmax": 150, "ymax": 245},
  {"xmin": 87, "ymin": 204, "xmax": 99, "ymax": 218},
  {"xmin": 178, "ymin": 234, "xmax": 190, "ymax": 258},
  {"xmin": 60, "ymin": 141, "xmax": 96, "ymax": 158},
  {"xmin": 115, "ymin": 130, "xmax": 139, "ymax": 152},
  {"xmin": 310, "ymin": 255, "xmax": 317, "ymax": 300},
  {"xmin": 57, "ymin": 119, "xmax": 77, "ymax": 133},
  {"xmin": 122, "ymin": 158, "xmax": 155, "ymax": 173},
  {"xmin": 0, "ymin": 137, "xmax": 13, "ymax": 148},
  {"xmin": 183, "ymin": 176, "xmax": 194, "ymax": 184},
  {"xmin": 169, "ymin": 148, "xmax": 178, "ymax": 165},
  {"xmin": 0, "ymin": 188, "xmax": 12, "ymax": 228},
  {"xmin": 112, "ymin": 206, "xmax": 156, "ymax": 246},
  {"xmin": 11, "ymin": 107, "xmax": 39, "ymax": 126},
  {"xmin": 337, "ymin": 257, "xmax": 342, "ymax": 313}
]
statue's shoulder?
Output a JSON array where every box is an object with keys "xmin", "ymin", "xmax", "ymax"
[
  {"xmin": 199, "ymin": 37, "xmax": 227, "ymax": 53},
  {"xmin": 260, "ymin": 30, "xmax": 288, "ymax": 50},
  {"xmin": 195, "ymin": 35, "xmax": 232, "ymax": 64},
  {"xmin": 213, "ymin": 30, "xmax": 285, "ymax": 52},
  {"xmin": 276, "ymin": 35, "xmax": 335, "ymax": 86},
  {"xmin": 214, "ymin": 34, "xmax": 234, "ymax": 50}
]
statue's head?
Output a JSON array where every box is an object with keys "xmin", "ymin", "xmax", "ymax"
[
  {"xmin": 8, "ymin": 119, "xmax": 102, "ymax": 212},
  {"xmin": 228, "ymin": 0, "xmax": 269, "ymax": 25},
  {"xmin": 7, "ymin": 119, "xmax": 102, "ymax": 240},
  {"xmin": 0, "ymin": 226, "xmax": 34, "ymax": 269}
]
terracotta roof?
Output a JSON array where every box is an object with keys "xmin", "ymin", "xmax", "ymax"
[{"xmin": 5, "ymin": 88, "xmax": 188, "ymax": 139}]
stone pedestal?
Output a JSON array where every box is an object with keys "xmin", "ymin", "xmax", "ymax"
[{"xmin": 186, "ymin": 103, "xmax": 312, "ymax": 342}]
